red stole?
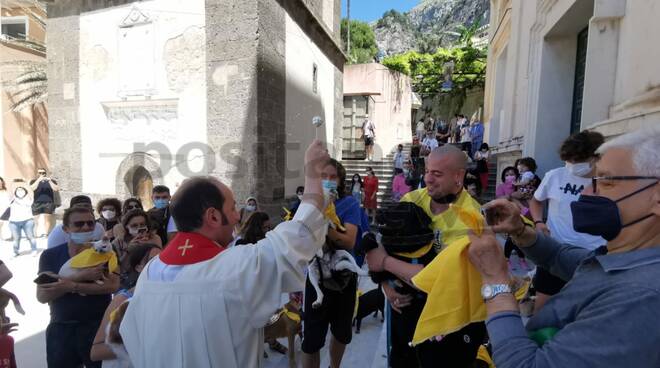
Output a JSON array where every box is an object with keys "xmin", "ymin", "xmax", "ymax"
[{"xmin": 159, "ymin": 232, "xmax": 226, "ymax": 265}]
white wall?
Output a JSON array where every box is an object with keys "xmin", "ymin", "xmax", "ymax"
[
  {"xmin": 78, "ymin": 0, "xmax": 207, "ymax": 195},
  {"xmin": 284, "ymin": 12, "xmax": 336, "ymax": 195}
]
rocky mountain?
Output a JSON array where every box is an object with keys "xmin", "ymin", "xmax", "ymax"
[{"xmin": 373, "ymin": 0, "xmax": 489, "ymax": 57}]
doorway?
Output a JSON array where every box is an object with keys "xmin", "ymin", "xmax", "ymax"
[{"xmin": 131, "ymin": 166, "xmax": 153, "ymax": 209}]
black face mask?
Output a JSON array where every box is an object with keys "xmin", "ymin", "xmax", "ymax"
[
  {"xmin": 571, "ymin": 181, "xmax": 658, "ymax": 241},
  {"xmin": 431, "ymin": 193, "xmax": 458, "ymax": 205}
]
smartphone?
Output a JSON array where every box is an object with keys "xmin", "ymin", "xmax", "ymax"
[{"xmin": 34, "ymin": 273, "xmax": 59, "ymax": 285}]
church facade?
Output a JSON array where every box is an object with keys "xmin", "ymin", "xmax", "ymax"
[
  {"xmin": 483, "ymin": 0, "xmax": 659, "ymax": 177},
  {"xmin": 47, "ymin": 0, "xmax": 344, "ymax": 212}
]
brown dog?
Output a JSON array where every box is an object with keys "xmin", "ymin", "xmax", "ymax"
[
  {"xmin": 263, "ymin": 300, "xmax": 302, "ymax": 368},
  {"xmin": 0, "ymin": 288, "xmax": 24, "ymax": 321}
]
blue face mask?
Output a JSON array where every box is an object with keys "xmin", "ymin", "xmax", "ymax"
[
  {"xmin": 322, "ymin": 180, "xmax": 338, "ymax": 192},
  {"xmin": 153, "ymin": 199, "xmax": 169, "ymax": 209},
  {"xmin": 571, "ymin": 181, "xmax": 657, "ymax": 241},
  {"xmin": 70, "ymin": 231, "xmax": 96, "ymax": 245}
]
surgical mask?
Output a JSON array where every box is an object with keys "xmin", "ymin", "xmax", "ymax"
[
  {"xmin": 70, "ymin": 231, "xmax": 96, "ymax": 245},
  {"xmin": 128, "ymin": 226, "xmax": 148, "ymax": 236},
  {"xmin": 297, "ymin": 194, "xmax": 303, "ymax": 201},
  {"xmin": 153, "ymin": 199, "xmax": 169, "ymax": 209},
  {"xmin": 101, "ymin": 210, "xmax": 116, "ymax": 220},
  {"xmin": 566, "ymin": 162, "xmax": 592, "ymax": 177},
  {"xmin": 246, "ymin": 205, "xmax": 256, "ymax": 212},
  {"xmin": 322, "ymin": 179, "xmax": 338, "ymax": 192},
  {"xmin": 571, "ymin": 181, "xmax": 657, "ymax": 241},
  {"xmin": 505, "ymin": 175, "xmax": 516, "ymax": 184}
]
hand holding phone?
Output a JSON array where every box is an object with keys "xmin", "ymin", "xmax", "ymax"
[{"xmin": 34, "ymin": 273, "xmax": 59, "ymax": 285}]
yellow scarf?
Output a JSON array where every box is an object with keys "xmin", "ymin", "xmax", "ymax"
[
  {"xmin": 70, "ymin": 247, "xmax": 119, "ymax": 274},
  {"xmin": 410, "ymin": 203, "xmax": 532, "ymax": 345}
]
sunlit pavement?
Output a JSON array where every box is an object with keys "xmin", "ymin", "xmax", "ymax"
[{"xmin": 2, "ymin": 236, "xmax": 387, "ymax": 368}]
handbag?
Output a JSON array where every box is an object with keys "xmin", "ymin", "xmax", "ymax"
[{"xmin": 0, "ymin": 200, "xmax": 13, "ymax": 221}]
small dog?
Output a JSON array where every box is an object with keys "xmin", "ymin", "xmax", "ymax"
[
  {"xmin": 353, "ymin": 288, "xmax": 385, "ymax": 334},
  {"xmin": 308, "ymin": 244, "xmax": 368, "ymax": 309},
  {"xmin": 263, "ymin": 301, "xmax": 303, "ymax": 368},
  {"xmin": 59, "ymin": 239, "xmax": 115, "ymax": 285}
]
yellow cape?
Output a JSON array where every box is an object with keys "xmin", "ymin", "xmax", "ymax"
[
  {"xmin": 410, "ymin": 206, "xmax": 533, "ymax": 345},
  {"xmin": 70, "ymin": 247, "xmax": 119, "ymax": 274}
]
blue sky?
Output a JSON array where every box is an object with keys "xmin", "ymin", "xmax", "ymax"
[{"xmin": 341, "ymin": 0, "xmax": 419, "ymax": 23}]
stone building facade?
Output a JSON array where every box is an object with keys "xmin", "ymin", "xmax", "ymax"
[
  {"xmin": 47, "ymin": 0, "xmax": 345, "ymax": 213},
  {"xmin": 483, "ymin": 0, "xmax": 659, "ymax": 177}
]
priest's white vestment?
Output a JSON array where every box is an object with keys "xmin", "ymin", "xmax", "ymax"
[{"xmin": 119, "ymin": 203, "xmax": 327, "ymax": 367}]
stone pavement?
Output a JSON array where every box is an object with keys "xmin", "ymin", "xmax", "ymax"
[{"xmin": 1, "ymin": 236, "xmax": 388, "ymax": 368}]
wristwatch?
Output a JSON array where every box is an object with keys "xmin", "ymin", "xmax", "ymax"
[{"xmin": 481, "ymin": 283, "xmax": 512, "ymax": 301}]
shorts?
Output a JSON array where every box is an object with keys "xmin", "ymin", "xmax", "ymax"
[
  {"xmin": 533, "ymin": 266, "xmax": 567, "ymax": 295},
  {"xmin": 364, "ymin": 136, "xmax": 374, "ymax": 146},
  {"xmin": 301, "ymin": 274, "xmax": 358, "ymax": 353},
  {"xmin": 32, "ymin": 201, "xmax": 55, "ymax": 215}
]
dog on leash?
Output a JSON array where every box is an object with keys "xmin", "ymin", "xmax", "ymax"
[
  {"xmin": 353, "ymin": 288, "xmax": 385, "ymax": 334},
  {"xmin": 263, "ymin": 300, "xmax": 303, "ymax": 368}
]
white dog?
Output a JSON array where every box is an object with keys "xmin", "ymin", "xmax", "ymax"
[
  {"xmin": 308, "ymin": 245, "xmax": 368, "ymax": 309},
  {"xmin": 59, "ymin": 239, "xmax": 114, "ymax": 285}
]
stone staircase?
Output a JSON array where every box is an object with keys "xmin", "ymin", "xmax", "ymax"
[{"xmin": 341, "ymin": 143, "xmax": 412, "ymax": 210}]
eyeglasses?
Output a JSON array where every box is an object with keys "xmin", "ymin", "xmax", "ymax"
[
  {"xmin": 71, "ymin": 220, "xmax": 96, "ymax": 228},
  {"xmin": 591, "ymin": 176, "xmax": 659, "ymax": 194}
]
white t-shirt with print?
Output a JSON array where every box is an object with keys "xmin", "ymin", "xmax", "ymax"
[{"xmin": 534, "ymin": 166, "xmax": 605, "ymax": 250}]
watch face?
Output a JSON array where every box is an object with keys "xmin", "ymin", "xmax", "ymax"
[{"xmin": 481, "ymin": 285, "xmax": 493, "ymax": 299}]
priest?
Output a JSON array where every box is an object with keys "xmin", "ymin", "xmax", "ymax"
[{"xmin": 120, "ymin": 140, "xmax": 329, "ymax": 367}]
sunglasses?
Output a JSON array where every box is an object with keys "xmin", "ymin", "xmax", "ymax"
[
  {"xmin": 71, "ymin": 220, "xmax": 96, "ymax": 228},
  {"xmin": 126, "ymin": 205, "xmax": 141, "ymax": 210},
  {"xmin": 591, "ymin": 176, "xmax": 659, "ymax": 194}
]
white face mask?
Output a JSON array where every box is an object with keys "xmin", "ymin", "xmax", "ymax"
[
  {"xmin": 101, "ymin": 210, "xmax": 116, "ymax": 220},
  {"xmin": 566, "ymin": 162, "xmax": 592, "ymax": 177},
  {"xmin": 246, "ymin": 205, "xmax": 256, "ymax": 212},
  {"xmin": 297, "ymin": 194, "xmax": 303, "ymax": 201},
  {"xmin": 128, "ymin": 226, "xmax": 148, "ymax": 236}
]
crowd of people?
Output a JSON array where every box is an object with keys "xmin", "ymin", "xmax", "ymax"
[{"xmin": 0, "ymin": 122, "xmax": 657, "ymax": 368}]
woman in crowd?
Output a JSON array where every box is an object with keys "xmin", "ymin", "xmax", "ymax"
[
  {"xmin": 349, "ymin": 174, "xmax": 364, "ymax": 206},
  {"xmin": 391, "ymin": 168, "xmax": 410, "ymax": 202},
  {"xmin": 97, "ymin": 198, "xmax": 122, "ymax": 240},
  {"xmin": 363, "ymin": 167, "xmax": 379, "ymax": 225},
  {"xmin": 237, "ymin": 197, "xmax": 259, "ymax": 231},
  {"xmin": 234, "ymin": 212, "xmax": 271, "ymax": 246},
  {"xmin": 112, "ymin": 209, "xmax": 162, "ymax": 289},
  {"xmin": 474, "ymin": 143, "xmax": 490, "ymax": 194},
  {"xmin": 8, "ymin": 186, "xmax": 37, "ymax": 257},
  {"xmin": 112, "ymin": 198, "xmax": 143, "ymax": 240},
  {"xmin": 496, "ymin": 166, "xmax": 519, "ymax": 198},
  {"xmin": 301, "ymin": 158, "xmax": 364, "ymax": 368},
  {"xmin": 90, "ymin": 243, "xmax": 161, "ymax": 368},
  {"xmin": 511, "ymin": 157, "xmax": 541, "ymax": 217}
]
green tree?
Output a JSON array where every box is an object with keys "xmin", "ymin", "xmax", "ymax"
[
  {"xmin": 340, "ymin": 19, "xmax": 379, "ymax": 64},
  {"xmin": 382, "ymin": 41, "xmax": 487, "ymax": 102}
]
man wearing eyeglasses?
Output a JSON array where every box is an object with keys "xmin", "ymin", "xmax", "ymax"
[
  {"xmin": 37, "ymin": 206, "xmax": 119, "ymax": 368},
  {"xmin": 468, "ymin": 125, "xmax": 660, "ymax": 368},
  {"xmin": 47, "ymin": 196, "xmax": 105, "ymax": 248}
]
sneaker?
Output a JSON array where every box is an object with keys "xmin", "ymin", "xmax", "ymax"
[{"xmin": 13, "ymin": 252, "xmax": 20, "ymax": 258}]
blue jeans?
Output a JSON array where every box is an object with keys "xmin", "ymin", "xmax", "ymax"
[{"xmin": 9, "ymin": 219, "xmax": 37, "ymax": 254}]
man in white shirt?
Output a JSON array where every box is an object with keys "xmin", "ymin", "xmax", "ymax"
[
  {"xmin": 530, "ymin": 130, "xmax": 606, "ymax": 312},
  {"xmin": 120, "ymin": 140, "xmax": 330, "ymax": 368},
  {"xmin": 416, "ymin": 120, "xmax": 426, "ymax": 141},
  {"xmin": 362, "ymin": 115, "xmax": 376, "ymax": 161}
]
